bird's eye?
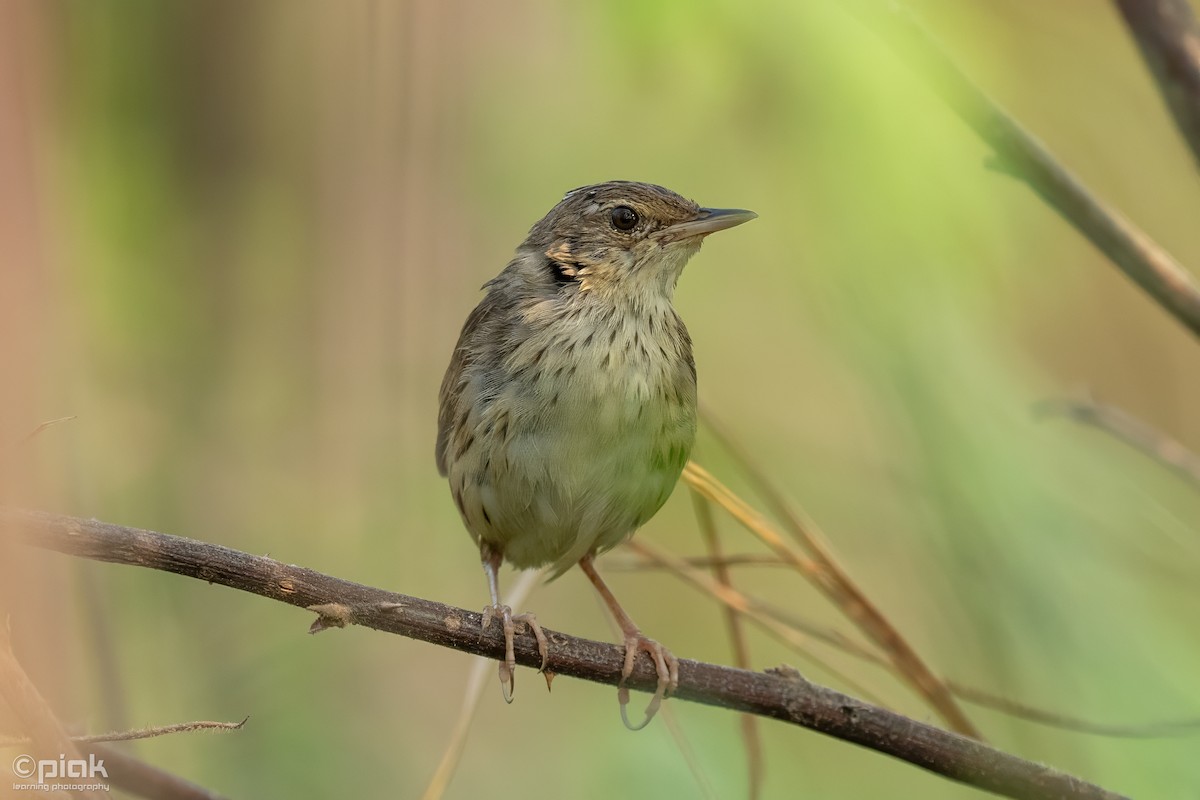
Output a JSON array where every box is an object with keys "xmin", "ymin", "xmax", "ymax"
[{"xmin": 610, "ymin": 206, "xmax": 639, "ymax": 231}]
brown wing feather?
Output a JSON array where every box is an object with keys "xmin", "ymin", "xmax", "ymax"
[{"xmin": 435, "ymin": 294, "xmax": 496, "ymax": 476}]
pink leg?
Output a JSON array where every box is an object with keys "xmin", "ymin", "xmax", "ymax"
[{"xmin": 578, "ymin": 554, "xmax": 679, "ymax": 730}]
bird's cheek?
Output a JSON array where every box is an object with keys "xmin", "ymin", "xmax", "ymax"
[
  {"xmin": 662, "ymin": 236, "xmax": 701, "ymax": 256},
  {"xmin": 658, "ymin": 241, "xmax": 702, "ymax": 273}
]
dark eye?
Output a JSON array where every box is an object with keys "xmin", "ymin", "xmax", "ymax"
[{"xmin": 610, "ymin": 205, "xmax": 639, "ymax": 231}]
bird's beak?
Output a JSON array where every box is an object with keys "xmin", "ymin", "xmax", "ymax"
[{"xmin": 654, "ymin": 207, "xmax": 758, "ymax": 243}]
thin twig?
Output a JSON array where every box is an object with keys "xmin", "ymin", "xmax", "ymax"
[
  {"xmin": 681, "ymin": 456, "xmax": 981, "ymax": 739},
  {"xmin": 1035, "ymin": 396, "xmax": 1200, "ymax": 489},
  {"xmin": 18, "ymin": 415, "xmax": 77, "ymax": 445},
  {"xmin": 4, "ymin": 507, "xmax": 1126, "ymax": 800},
  {"xmin": 0, "ymin": 718, "xmax": 248, "ymax": 747},
  {"xmin": 1114, "ymin": 0, "xmax": 1200, "ymax": 172},
  {"xmin": 691, "ymin": 490, "xmax": 763, "ymax": 800},
  {"xmin": 848, "ymin": 0, "xmax": 1200, "ymax": 339}
]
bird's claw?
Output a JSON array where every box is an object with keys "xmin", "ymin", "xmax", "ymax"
[
  {"xmin": 481, "ymin": 604, "xmax": 549, "ymax": 703},
  {"xmin": 617, "ymin": 633, "xmax": 679, "ymax": 731}
]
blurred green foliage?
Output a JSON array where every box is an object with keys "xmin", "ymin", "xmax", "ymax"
[{"xmin": 3, "ymin": 1, "xmax": 1199, "ymax": 797}]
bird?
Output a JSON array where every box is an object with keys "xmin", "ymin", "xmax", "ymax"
[{"xmin": 436, "ymin": 180, "xmax": 756, "ymax": 728}]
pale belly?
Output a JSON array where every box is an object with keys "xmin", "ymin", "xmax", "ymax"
[{"xmin": 449, "ymin": 360, "xmax": 697, "ymax": 575}]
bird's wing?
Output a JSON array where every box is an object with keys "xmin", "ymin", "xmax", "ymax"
[{"xmin": 436, "ymin": 294, "xmax": 497, "ymax": 476}]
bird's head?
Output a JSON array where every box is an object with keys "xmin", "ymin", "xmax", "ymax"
[{"xmin": 515, "ymin": 181, "xmax": 756, "ymax": 303}]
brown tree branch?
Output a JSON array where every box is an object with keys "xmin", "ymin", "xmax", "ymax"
[
  {"xmin": 848, "ymin": 1, "xmax": 1200, "ymax": 340},
  {"xmin": 1114, "ymin": 0, "xmax": 1200, "ymax": 172},
  {"xmin": 2, "ymin": 507, "xmax": 1128, "ymax": 800}
]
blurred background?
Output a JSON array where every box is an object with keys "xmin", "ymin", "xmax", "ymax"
[{"xmin": 2, "ymin": 1, "xmax": 1199, "ymax": 797}]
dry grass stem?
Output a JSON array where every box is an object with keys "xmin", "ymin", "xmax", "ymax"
[
  {"xmin": 690, "ymin": 490, "xmax": 763, "ymax": 800},
  {"xmin": 660, "ymin": 704, "xmax": 720, "ymax": 800},
  {"xmin": 627, "ymin": 539, "xmax": 889, "ymax": 708},
  {"xmin": 632, "ymin": 536, "xmax": 1200, "ymax": 740},
  {"xmin": 420, "ymin": 569, "xmax": 544, "ymax": 800},
  {"xmin": 681, "ymin": 459, "xmax": 979, "ymax": 737},
  {"xmin": 949, "ymin": 682, "xmax": 1200, "ymax": 738},
  {"xmin": 607, "ymin": 553, "xmax": 788, "ymax": 571}
]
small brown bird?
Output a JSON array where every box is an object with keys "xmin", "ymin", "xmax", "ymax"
[{"xmin": 436, "ymin": 180, "xmax": 755, "ymax": 727}]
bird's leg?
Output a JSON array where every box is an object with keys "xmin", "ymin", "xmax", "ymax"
[
  {"xmin": 479, "ymin": 541, "xmax": 548, "ymax": 703},
  {"xmin": 578, "ymin": 553, "xmax": 679, "ymax": 730}
]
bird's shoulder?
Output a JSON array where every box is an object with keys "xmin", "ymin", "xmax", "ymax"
[
  {"xmin": 437, "ymin": 290, "xmax": 496, "ymax": 476},
  {"xmin": 435, "ymin": 273, "xmax": 534, "ymax": 476}
]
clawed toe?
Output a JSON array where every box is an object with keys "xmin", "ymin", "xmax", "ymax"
[
  {"xmin": 618, "ymin": 633, "xmax": 679, "ymax": 731},
  {"xmin": 575, "ymin": 554, "xmax": 678, "ymax": 731},
  {"xmin": 512, "ymin": 612, "xmax": 549, "ymax": 673},
  {"xmin": 481, "ymin": 604, "xmax": 550, "ymax": 703}
]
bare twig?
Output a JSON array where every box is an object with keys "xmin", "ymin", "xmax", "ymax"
[
  {"xmin": 848, "ymin": 0, "xmax": 1200, "ymax": 339},
  {"xmin": 18, "ymin": 415, "xmax": 77, "ymax": 445},
  {"xmin": 1036, "ymin": 396, "xmax": 1200, "ymax": 489},
  {"xmin": 3, "ymin": 507, "xmax": 1127, "ymax": 800},
  {"xmin": 1114, "ymin": 0, "xmax": 1200, "ymax": 172},
  {"xmin": 691, "ymin": 490, "xmax": 763, "ymax": 800},
  {"xmin": 0, "ymin": 718, "xmax": 247, "ymax": 746}
]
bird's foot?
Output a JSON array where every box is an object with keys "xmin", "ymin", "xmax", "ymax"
[
  {"xmin": 617, "ymin": 632, "xmax": 679, "ymax": 731},
  {"xmin": 481, "ymin": 604, "xmax": 549, "ymax": 702}
]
